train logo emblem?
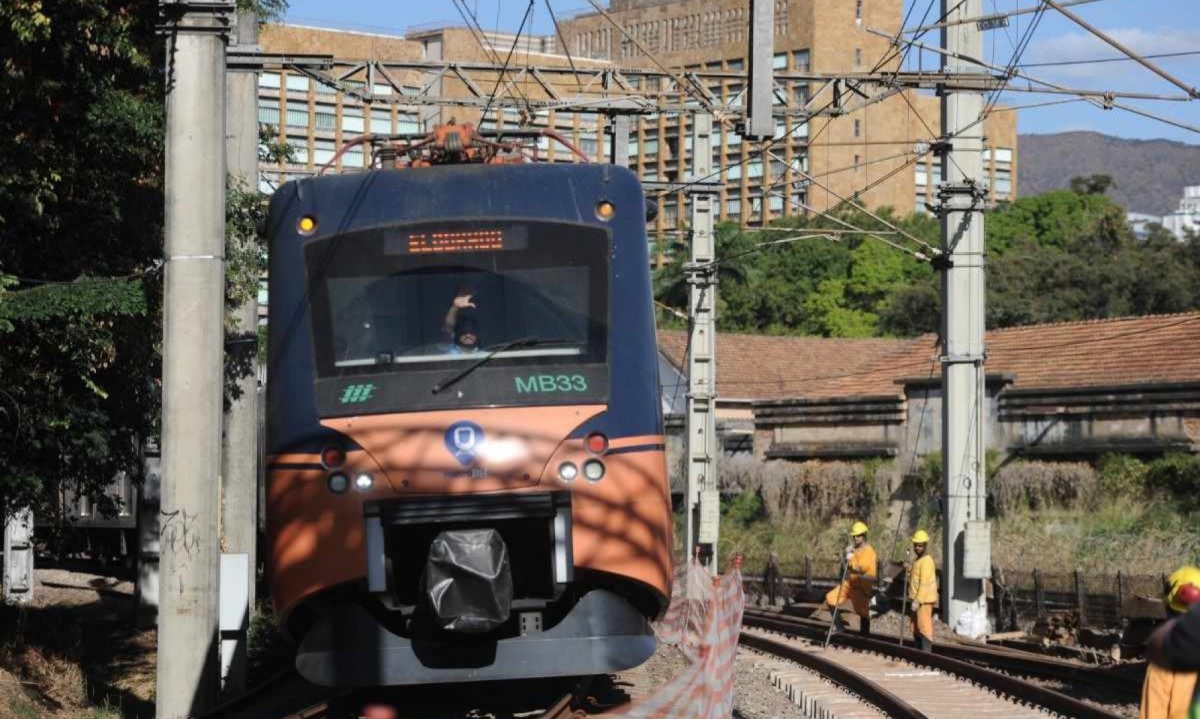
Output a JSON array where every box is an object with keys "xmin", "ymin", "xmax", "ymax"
[
  {"xmin": 339, "ymin": 383, "xmax": 376, "ymax": 404},
  {"xmin": 445, "ymin": 421, "xmax": 484, "ymax": 466}
]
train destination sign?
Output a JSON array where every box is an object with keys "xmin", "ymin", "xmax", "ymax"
[{"xmin": 386, "ymin": 226, "xmax": 530, "ymax": 255}]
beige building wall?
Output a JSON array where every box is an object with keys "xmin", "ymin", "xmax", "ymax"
[
  {"xmin": 257, "ymin": 1, "xmax": 1017, "ymax": 248},
  {"xmin": 558, "ymin": 0, "xmax": 1017, "ymax": 229}
]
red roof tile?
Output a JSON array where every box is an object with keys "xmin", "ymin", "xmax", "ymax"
[
  {"xmin": 658, "ymin": 313, "xmax": 1200, "ymax": 400},
  {"xmin": 656, "ymin": 330, "xmax": 914, "ymax": 400}
]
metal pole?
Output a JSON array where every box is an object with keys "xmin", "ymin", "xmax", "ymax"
[
  {"xmin": 157, "ymin": 2, "xmax": 231, "ymax": 717},
  {"xmin": 219, "ymin": 6, "xmax": 260, "ymax": 697},
  {"xmin": 686, "ymin": 113, "xmax": 719, "ymax": 573},
  {"xmin": 938, "ymin": 0, "xmax": 989, "ymax": 633}
]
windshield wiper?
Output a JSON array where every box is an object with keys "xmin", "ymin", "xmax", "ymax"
[{"xmin": 430, "ymin": 337, "xmax": 575, "ymax": 395}]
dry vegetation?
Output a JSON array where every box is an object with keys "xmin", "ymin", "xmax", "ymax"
[
  {"xmin": 713, "ymin": 453, "xmax": 1200, "ymax": 579},
  {"xmin": 0, "ymin": 569, "xmax": 153, "ymax": 719}
]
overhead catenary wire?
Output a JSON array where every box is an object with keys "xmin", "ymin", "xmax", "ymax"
[
  {"xmin": 869, "ymin": 29, "xmax": 1194, "ymax": 102},
  {"xmin": 543, "ymin": 0, "xmax": 583, "ymax": 89},
  {"xmin": 881, "ymin": 29, "xmax": 1200, "ymax": 135},
  {"xmin": 582, "ymin": 0, "xmax": 721, "ymax": 115},
  {"xmin": 904, "ymin": 0, "xmax": 1102, "ymax": 33},
  {"xmin": 479, "ymin": 0, "xmax": 537, "ymax": 125},
  {"xmin": 451, "ymin": 0, "xmax": 537, "ymax": 114},
  {"xmin": 1018, "ymin": 50, "xmax": 1200, "ymax": 68},
  {"xmin": 650, "ymin": 0, "xmax": 977, "ymax": 205},
  {"xmin": 981, "ymin": 0, "xmax": 1049, "ymax": 119},
  {"xmin": 1041, "ymin": 0, "xmax": 1199, "ymax": 99},
  {"xmin": 722, "ymin": 0, "xmax": 976, "ymax": 235}
]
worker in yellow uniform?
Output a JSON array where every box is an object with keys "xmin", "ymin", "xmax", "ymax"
[
  {"xmin": 825, "ymin": 521, "xmax": 877, "ymax": 635},
  {"xmin": 907, "ymin": 529, "xmax": 939, "ymax": 652},
  {"xmin": 1140, "ymin": 565, "xmax": 1200, "ymax": 719}
]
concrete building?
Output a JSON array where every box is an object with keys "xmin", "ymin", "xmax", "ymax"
[
  {"xmin": 557, "ymin": 0, "xmax": 1017, "ymax": 243},
  {"xmin": 1162, "ymin": 186, "xmax": 1200, "ymax": 241},
  {"xmin": 256, "ymin": 0, "xmax": 1018, "ymax": 261},
  {"xmin": 657, "ymin": 313, "xmax": 1200, "ymax": 477}
]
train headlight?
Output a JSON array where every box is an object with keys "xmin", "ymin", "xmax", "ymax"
[
  {"xmin": 353, "ymin": 473, "xmax": 374, "ymax": 492},
  {"xmin": 583, "ymin": 460, "xmax": 605, "ymax": 482},
  {"xmin": 595, "ymin": 200, "xmax": 616, "ymax": 221},
  {"xmin": 297, "ymin": 215, "xmax": 317, "ymax": 234},
  {"xmin": 558, "ymin": 462, "xmax": 578, "ymax": 481},
  {"xmin": 327, "ymin": 473, "xmax": 349, "ymax": 494}
]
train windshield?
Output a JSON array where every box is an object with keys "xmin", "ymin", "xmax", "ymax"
[{"xmin": 304, "ymin": 220, "xmax": 610, "ymax": 412}]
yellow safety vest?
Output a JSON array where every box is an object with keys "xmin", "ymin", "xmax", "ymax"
[
  {"xmin": 849, "ymin": 543, "xmax": 877, "ymax": 591},
  {"xmin": 908, "ymin": 554, "xmax": 939, "ymax": 605}
]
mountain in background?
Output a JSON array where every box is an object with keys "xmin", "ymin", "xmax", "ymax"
[{"xmin": 1017, "ymin": 131, "xmax": 1200, "ymax": 216}]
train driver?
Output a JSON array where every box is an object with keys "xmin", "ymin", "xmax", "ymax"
[{"xmin": 443, "ymin": 287, "xmax": 481, "ymax": 354}]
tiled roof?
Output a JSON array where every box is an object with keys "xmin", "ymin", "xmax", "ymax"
[
  {"xmin": 656, "ymin": 330, "xmax": 914, "ymax": 400},
  {"xmin": 658, "ymin": 313, "xmax": 1200, "ymax": 400},
  {"xmin": 979, "ymin": 312, "xmax": 1200, "ymax": 390}
]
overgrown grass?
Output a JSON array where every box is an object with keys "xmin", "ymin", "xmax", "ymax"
[{"xmin": 991, "ymin": 496, "xmax": 1200, "ymax": 573}]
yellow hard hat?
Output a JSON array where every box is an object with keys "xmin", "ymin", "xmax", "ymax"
[
  {"xmin": 1167, "ymin": 566, "xmax": 1200, "ymax": 613},
  {"xmin": 911, "ymin": 529, "xmax": 930, "ymax": 544},
  {"xmin": 850, "ymin": 521, "xmax": 869, "ymax": 536}
]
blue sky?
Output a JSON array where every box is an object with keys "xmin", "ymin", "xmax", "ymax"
[{"xmin": 281, "ymin": 0, "xmax": 1200, "ymax": 143}]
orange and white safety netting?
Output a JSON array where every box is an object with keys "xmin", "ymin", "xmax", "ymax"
[{"xmin": 615, "ymin": 561, "xmax": 745, "ymax": 718}]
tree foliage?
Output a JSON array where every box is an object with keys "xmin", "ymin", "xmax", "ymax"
[
  {"xmin": 0, "ymin": 0, "xmax": 165, "ymax": 521},
  {"xmin": 654, "ymin": 185, "xmax": 1200, "ymax": 340},
  {"xmin": 1, "ymin": 1, "xmax": 286, "ymax": 521}
]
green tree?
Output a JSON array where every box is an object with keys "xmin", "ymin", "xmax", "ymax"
[
  {"xmin": 0, "ymin": 0, "xmax": 165, "ymax": 521},
  {"xmin": 653, "ymin": 222, "xmax": 751, "ymax": 327},
  {"xmin": 0, "ymin": 1, "xmax": 288, "ymax": 522}
]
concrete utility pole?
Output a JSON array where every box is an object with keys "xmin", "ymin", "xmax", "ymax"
[
  {"xmin": 741, "ymin": 0, "xmax": 775, "ymax": 140},
  {"xmin": 685, "ymin": 114, "xmax": 720, "ymax": 573},
  {"xmin": 3, "ymin": 508, "xmax": 34, "ymax": 604},
  {"xmin": 938, "ymin": 0, "xmax": 991, "ymax": 632},
  {"xmin": 607, "ymin": 114, "xmax": 630, "ymax": 168},
  {"xmin": 219, "ymin": 6, "xmax": 260, "ymax": 697},
  {"xmin": 157, "ymin": 1, "xmax": 231, "ymax": 717}
]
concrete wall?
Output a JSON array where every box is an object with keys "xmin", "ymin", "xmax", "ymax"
[{"xmin": 747, "ymin": 381, "xmax": 1200, "ymax": 477}]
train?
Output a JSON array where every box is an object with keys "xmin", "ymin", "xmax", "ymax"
[{"xmin": 264, "ymin": 123, "xmax": 673, "ymax": 687}]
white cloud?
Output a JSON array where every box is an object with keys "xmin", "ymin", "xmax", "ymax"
[{"xmin": 1016, "ymin": 28, "xmax": 1200, "ymax": 91}]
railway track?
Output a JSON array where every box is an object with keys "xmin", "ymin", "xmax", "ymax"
[
  {"xmin": 751, "ymin": 607, "xmax": 1142, "ymax": 692},
  {"xmin": 742, "ymin": 607, "xmax": 1130, "ymax": 719}
]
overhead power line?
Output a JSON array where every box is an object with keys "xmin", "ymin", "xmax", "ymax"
[
  {"xmin": 1042, "ymin": 0, "xmax": 1199, "ymax": 99},
  {"xmin": 905, "ymin": 0, "xmax": 1103, "ymax": 33},
  {"xmin": 1017, "ymin": 50, "xmax": 1200, "ymax": 68},
  {"xmin": 479, "ymin": 0, "xmax": 537, "ymax": 122}
]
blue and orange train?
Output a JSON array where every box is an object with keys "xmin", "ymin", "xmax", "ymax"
[{"xmin": 264, "ymin": 125, "xmax": 673, "ymax": 686}]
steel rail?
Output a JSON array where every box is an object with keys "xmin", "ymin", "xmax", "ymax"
[
  {"xmin": 745, "ymin": 605, "xmax": 1140, "ymax": 690},
  {"xmin": 739, "ymin": 631, "xmax": 931, "ymax": 719},
  {"xmin": 743, "ymin": 608, "xmax": 1128, "ymax": 719}
]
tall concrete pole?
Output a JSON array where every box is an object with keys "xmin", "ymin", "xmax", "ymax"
[
  {"xmin": 685, "ymin": 114, "xmax": 719, "ymax": 573},
  {"xmin": 157, "ymin": 2, "xmax": 231, "ymax": 717},
  {"xmin": 607, "ymin": 114, "xmax": 630, "ymax": 168},
  {"xmin": 741, "ymin": 0, "xmax": 775, "ymax": 140},
  {"xmin": 938, "ymin": 0, "xmax": 990, "ymax": 632},
  {"xmin": 220, "ymin": 6, "xmax": 260, "ymax": 697}
]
